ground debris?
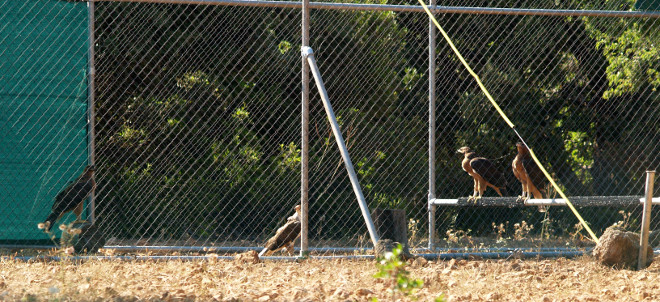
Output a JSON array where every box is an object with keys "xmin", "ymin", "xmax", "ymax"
[
  {"xmin": 235, "ymin": 250, "xmax": 260, "ymax": 264},
  {"xmin": 0, "ymin": 256, "xmax": 659, "ymax": 301}
]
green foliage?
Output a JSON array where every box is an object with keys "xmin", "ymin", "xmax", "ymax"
[
  {"xmin": 278, "ymin": 142, "xmax": 301, "ymax": 172},
  {"xmin": 373, "ymin": 244, "xmax": 424, "ymax": 301},
  {"xmin": 278, "ymin": 40, "xmax": 292, "ymax": 54},
  {"xmin": 590, "ymin": 23, "xmax": 660, "ymax": 99}
]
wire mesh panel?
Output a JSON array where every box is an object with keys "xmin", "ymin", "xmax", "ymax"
[
  {"xmin": 307, "ymin": 8, "xmax": 430, "ymax": 249},
  {"xmin": 1, "ymin": 0, "xmax": 658, "ymax": 255},
  {"xmin": 0, "ymin": 0, "xmax": 90, "ymax": 244},
  {"xmin": 93, "ymin": 2, "xmax": 304, "ymax": 248},
  {"xmin": 430, "ymin": 3, "xmax": 660, "ymax": 250}
]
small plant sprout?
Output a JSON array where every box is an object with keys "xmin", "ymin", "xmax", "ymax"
[
  {"xmin": 373, "ymin": 243, "xmax": 423, "ymax": 301},
  {"xmin": 408, "ymin": 219, "xmax": 420, "ymax": 247},
  {"xmin": 492, "ymin": 222, "xmax": 508, "ymax": 243},
  {"xmin": 40, "ymin": 221, "xmax": 83, "ymax": 255},
  {"xmin": 513, "ymin": 221, "xmax": 533, "ymax": 241}
]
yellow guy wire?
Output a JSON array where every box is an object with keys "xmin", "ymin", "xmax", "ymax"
[{"xmin": 418, "ymin": 0, "xmax": 599, "ymax": 243}]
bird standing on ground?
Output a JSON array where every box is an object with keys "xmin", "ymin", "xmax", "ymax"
[
  {"xmin": 512, "ymin": 142, "xmax": 547, "ymax": 202},
  {"xmin": 39, "ymin": 165, "xmax": 96, "ymax": 232},
  {"xmin": 259, "ymin": 205, "xmax": 301, "ymax": 257},
  {"xmin": 457, "ymin": 147, "xmax": 507, "ymax": 202}
]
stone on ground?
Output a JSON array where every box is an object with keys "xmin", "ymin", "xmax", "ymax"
[{"xmin": 593, "ymin": 226, "xmax": 653, "ymax": 269}]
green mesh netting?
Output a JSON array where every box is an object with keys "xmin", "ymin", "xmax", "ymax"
[{"xmin": 0, "ymin": 0, "xmax": 89, "ymax": 243}]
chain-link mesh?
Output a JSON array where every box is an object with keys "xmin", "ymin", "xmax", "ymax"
[
  {"xmin": 1, "ymin": 0, "xmax": 90, "ymax": 244},
  {"xmin": 432, "ymin": 5, "xmax": 659, "ymax": 250},
  {"xmin": 1, "ymin": 0, "xmax": 658, "ymax": 255},
  {"xmin": 94, "ymin": 2, "xmax": 303, "ymax": 248}
]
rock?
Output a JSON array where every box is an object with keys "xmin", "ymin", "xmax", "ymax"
[
  {"xmin": 411, "ymin": 256, "xmax": 428, "ymax": 268},
  {"xmin": 354, "ymin": 288, "xmax": 373, "ymax": 296},
  {"xmin": 331, "ymin": 288, "xmax": 350, "ymax": 299},
  {"xmin": 235, "ymin": 251, "xmax": 260, "ymax": 264},
  {"xmin": 374, "ymin": 239, "xmax": 414, "ymax": 260},
  {"xmin": 73, "ymin": 223, "xmax": 106, "ymax": 253},
  {"xmin": 593, "ymin": 226, "xmax": 653, "ymax": 269},
  {"xmin": 485, "ymin": 292, "xmax": 501, "ymax": 301}
]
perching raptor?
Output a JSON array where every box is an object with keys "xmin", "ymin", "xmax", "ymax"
[
  {"xmin": 457, "ymin": 147, "xmax": 507, "ymax": 201},
  {"xmin": 259, "ymin": 205, "xmax": 301, "ymax": 257},
  {"xmin": 512, "ymin": 142, "xmax": 547, "ymax": 202},
  {"xmin": 39, "ymin": 165, "xmax": 96, "ymax": 232}
]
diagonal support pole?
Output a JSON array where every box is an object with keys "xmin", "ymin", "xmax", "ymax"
[{"xmin": 301, "ymin": 46, "xmax": 380, "ymax": 246}]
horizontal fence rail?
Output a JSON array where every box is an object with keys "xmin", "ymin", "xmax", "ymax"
[
  {"xmin": 100, "ymin": 0, "xmax": 660, "ymax": 18},
  {"xmin": 430, "ymin": 197, "xmax": 660, "ymax": 207}
]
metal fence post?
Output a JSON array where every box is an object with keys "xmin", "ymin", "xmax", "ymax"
[
  {"xmin": 427, "ymin": 0, "xmax": 437, "ymax": 251},
  {"xmin": 87, "ymin": 0, "xmax": 97, "ymax": 224},
  {"xmin": 638, "ymin": 170, "xmax": 655, "ymax": 270},
  {"xmin": 300, "ymin": 0, "xmax": 310, "ymax": 257}
]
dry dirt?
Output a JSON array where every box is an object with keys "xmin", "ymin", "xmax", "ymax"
[{"xmin": 1, "ymin": 255, "xmax": 659, "ymax": 301}]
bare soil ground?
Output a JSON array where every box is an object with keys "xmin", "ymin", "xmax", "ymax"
[{"xmin": 1, "ymin": 254, "xmax": 659, "ymax": 301}]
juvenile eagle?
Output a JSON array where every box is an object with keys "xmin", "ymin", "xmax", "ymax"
[
  {"xmin": 259, "ymin": 205, "xmax": 301, "ymax": 257},
  {"xmin": 512, "ymin": 142, "xmax": 547, "ymax": 201},
  {"xmin": 457, "ymin": 147, "xmax": 507, "ymax": 201},
  {"xmin": 39, "ymin": 165, "xmax": 96, "ymax": 232}
]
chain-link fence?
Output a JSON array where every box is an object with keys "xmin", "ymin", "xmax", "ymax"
[{"xmin": 1, "ymin": 0, "xmax": 658, "ymax": 255}]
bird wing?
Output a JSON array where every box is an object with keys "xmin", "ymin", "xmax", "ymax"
[
  {"xmin": 522, "ymin": 157, "xmax": 547, "ymax": 194},
  {"xmin": 470, "ymin": 157, "xmax": 506, "ymax": 188},
  {"xmin": 52, "ymin": 180, "xmax": 94, "ymax": 213},
  {"xmin": 512, "ymin": 154, "xmax": 525, "ymax": 182},
  {"xmin": 264, "ymin": 220, "xmax": 301, "ymax": 251}
]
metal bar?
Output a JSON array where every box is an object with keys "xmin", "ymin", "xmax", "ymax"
[
  {"xmin": 427, "ymin": 0, "xmax": 436, "ymax": 251},
  {"xmin": 639, "ymin": 170, "xmax": 655, "ymax": 270},
  {"xmin": 301, "ymin": 46, "xmax": 380, "ymax": 246},
  {"xmin": 300, "ymin": 0, "xmax": 310, "ymax": 259},
  {"xmin": 429, "ymin": 196, "xmax": 660, "ymax": 206},
  {"xmin": 87, "ymin": 0, "xmax": 97, "ymax": 224},
  {"xmin": 102, "ymin": 245, "xmax": 370, "ymax": 253},
  {"xmin": 2, "ymin": 244, "xmax": 582, "ymax": 254},
  {"xmin": 2, "ymin": 250, "xmax": 597, "ymax": 262},
  {"xmin": 99, "ymin": 0, "xmax": 660, "ymax": 18}
]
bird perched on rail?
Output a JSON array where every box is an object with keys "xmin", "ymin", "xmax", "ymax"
[
  {"xmin": 512, "ymin": 142, "xmax": 547, "ymax": 202},
  {"xmin": 259, "ymin": 205, "xmax": 301, "ymax": 257},
  {"xmin": 38, "ymin": 165, "xmax": 96, "ymax": 232},
  {"xmin": 457, "ymin": 146, "xmax": 507, "ymax": 202}
]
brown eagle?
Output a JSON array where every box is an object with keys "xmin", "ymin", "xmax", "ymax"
[
  {"xmin": 457, "ymin": 147, "xmax": 507, "ymax": 201},
  {"xmin": 39, "ymin": 165, "xmax": 96, "ymax": 232},
  {"xmin": 259, "ymin": 205, "xmax": 301, "ymax": 257},
  {"xmin": 512, "ymin": 142, "xmax": 547, "ymax": 201}
]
